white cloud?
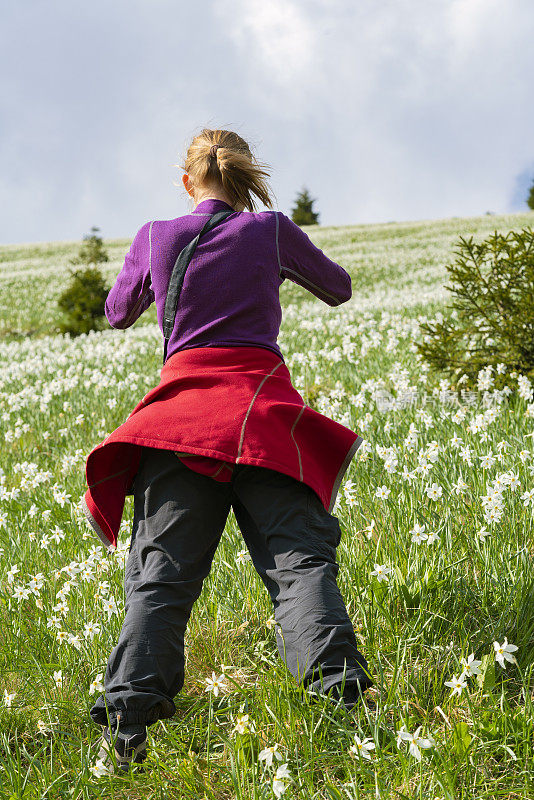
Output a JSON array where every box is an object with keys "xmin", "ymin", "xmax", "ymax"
[
  {"xmin": 0, "ymin": 0, "xmax": 533, "ymax": 240},
  {"xmin": 213, "ymin": 0, "xmax": 319, "ymax": 108}
]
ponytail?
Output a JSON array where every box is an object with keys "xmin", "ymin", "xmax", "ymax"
[{"xmin": 177, "ymin": 128, "xmax": 275, "ymax": 212}]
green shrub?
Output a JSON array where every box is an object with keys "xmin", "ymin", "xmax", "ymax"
[
  {"xmin": 57, "ymin": 226, "xmax": 110, "ymax": 336},
  {"xmin": 415, "ymin": 226, "xmax": 534, "ymax": 391}
]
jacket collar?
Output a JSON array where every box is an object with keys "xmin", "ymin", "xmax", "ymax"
[{"xmin": 192, "ymin": 198, "xmax": 236, "ymax": 214}]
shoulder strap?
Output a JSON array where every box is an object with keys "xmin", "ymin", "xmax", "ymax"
[{"xmin": 162, "ymin": 209, "xmax": 234, "ymax": 364}]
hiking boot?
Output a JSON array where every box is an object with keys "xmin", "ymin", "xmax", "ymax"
[{"xmin": 98, "ymin": 723, "xmax": 147, "ymax": 773}]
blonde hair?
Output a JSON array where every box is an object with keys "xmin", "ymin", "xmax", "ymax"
[{"xmin": 176, "ymin": 127, "xmax": 275, "ymax": 212}]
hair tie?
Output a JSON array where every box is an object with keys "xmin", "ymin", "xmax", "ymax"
[{"xmin": 209, "ymin": 143, "xmax": 220, "ymax": 158}]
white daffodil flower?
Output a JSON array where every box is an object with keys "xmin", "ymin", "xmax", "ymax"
[
  {"xmin": 410, "ymin": 522, "xmax": 426, "ymax": 535},
  {"xmin": 89, "ymin": 674, "xmax": 105, "ymax": 695},
  {"xmin": 272, "ymin": 763, "xmax": 291, "ymax": 798},
  {"xmin": 520, "ymin": 489, "xmax": 534, "ymax": 507},
  {"xmin": 396, "ymin": 725, "xmax": 435, "ymax": 761},
  {"xmin": 493, "ymin": 638, "xmax": 518, "ymax": 668},
  {"xmin": 444, "ymin": 673, "xmax": 467, "ymax": 697},
  {"xmin": 349, "ymin": 735, "xmax": 375, "ymax": 760},
  {"xmin": 233, "ymin": 713, "xmax": 255, "ymax": 735},
  {"xmin": 236, "ymin": 548, "xmax": 252, "ymax": 564},
  {"xmin": 89, "ymin": 758, "xmax": 112, "ymax": 778},
  {"xmin": 204, "ymin": 671, "xmax": 227, "ymax": 697},
  {"xmin": 370, "ymin": 564, "xmax": 392, "ymax": 582},
  {"xmin": 425, "ymin": 482, "xmax": 443, "ymax": 500},
  {"xmin": 374, "ymin": 485, "xmax": 391, "ymax": 499},
  {"xmin": 259, "ymin": 743, "xmax": 283, "ymax": 767},
  {"xmin": 37, "ymin": 720, "xmax": 51, "ymax": 735},
  {"xmin": 460, "ymin": 653, "xmax": 482, "ymax": 676},
  {"xmin": 411, "ymin": 526, "xmax": 428, "ymax": 544}
]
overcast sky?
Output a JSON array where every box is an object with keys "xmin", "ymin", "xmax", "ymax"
[{"xmin": 1, "ymin": 0, "xmax": 533, "ymax": 244}]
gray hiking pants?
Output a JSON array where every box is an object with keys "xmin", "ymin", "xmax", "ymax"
[{"xmin": 90, "ymin": 447, "xmax": 372, "ymax": 727}]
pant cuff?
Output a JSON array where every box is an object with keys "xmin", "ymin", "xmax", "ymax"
[{"xmin": 90, "ymin": 699, "xmax": 171, "ymax": 728}]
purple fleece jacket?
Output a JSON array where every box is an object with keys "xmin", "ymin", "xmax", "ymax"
[{"xmin": 105, "ymin": 198, "xmax": 352, "ymax": 362}]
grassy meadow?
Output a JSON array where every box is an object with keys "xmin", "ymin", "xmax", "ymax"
[{"xmin": 0, "ymin": 209, "xmax": 533, "ymax": 799}]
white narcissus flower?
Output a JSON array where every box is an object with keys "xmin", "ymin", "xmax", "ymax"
[
  {"xmin": 6, "ymin": 564, "xmax": 19, "ymax": 584},
  {"xmin": 425, "ymin": 482, "xmax": 443, "ymax": 500},
  {"xmin": 233, "ymin": 713, "xmax": 255, "ymax": 735},
  {"xmin": 13, "ymin": 585, "xmax": 30, "ymax": 601},
  {"xmin": 259, "ymin": 743, "xmax": 283, "ymax": 768},
  {"xmin": 444, "ymin": 674, "xmax": 467, "ymax": 697},
  {"xmin": 349, "ymin": 735, "xmax": 375, "ymax": 760},
  {"xmin": 452, "ymin": 476, "xmax": 469, "ymax": 494},
  {"xmin": 37, "ymin": 720, "xmax": 51, "ymax": 735},
  {"xmin": 102, "ymin": 596, "xmax": 119, "ymax": 617},
  {"xmin": 3, "ymin": 690, "xmax": 15, "ymax": 708},
  {"xmin": 460, "ymin": 653, "xmax": 482, "ymax": 676},
  {"xmin": 508, "ymin": 472, "xmax": 520, "ymax": 491},
  {"xmin": 370, "ymin": 564, "xmax": 392, "ymax": 583},
  {"xmin": 410, "ymin": 522, "xmax": 426, "ymax": 536},
  {"xmin": 67, "ymin": 634, "xmax": 82, "ymax": 651},
  {"xmin": 53, "ymin": 670, "xmax": 63, "ymax": 688},
  {"xmin": 204, "ymin": 672, "xmax": 226, "ymax": 697},
  {"xmin": 89, "ymin": 674, "xmax": 105, "ymax": 696},
  {"xmin": 396, "ymin": 725, "xmax": 435, "ymax": 761},
  {"xmin": 410, "ymin": 522, "xmax": 428, "ymax": 544},
  {"xmin": 272, "ymin": 763, "xmax": 291, "ymax": 798},
  {"xmin": 89, "ymin": 757, "xmax": 111, "ymax": 778},
  {"xmin": 479, "ymin": 453, "xmax": 497, "ymax": 469},
  {"xmin": 83, "ymin": 622, "xmax": 101, "ymax": 639},
  {"xmin": 493, "ymin": 638, "xmax": 518, "ymax": 668},
  {"xmin": 374, "ymin": 485, "xmax": 391, "ymax": 499},
  {"xmin": 520, "ymin": 489, "xmax": 534, "ymax": 507}
]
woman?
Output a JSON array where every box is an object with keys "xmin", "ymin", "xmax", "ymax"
[{"xmin": 83, "ymin": 128, "xmax": 374, "ymax": 771}]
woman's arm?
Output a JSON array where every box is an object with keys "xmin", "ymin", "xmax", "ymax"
[
  {"xmin": 275, "ymin": 211, "xmax": 352, "ymax": 306},
  {"xmin": 105, "ymin": 221, "xmax": 155, "ymax": 329}
]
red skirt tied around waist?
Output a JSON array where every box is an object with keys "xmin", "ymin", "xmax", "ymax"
[{"xmin": 82, "ymin": 346, "xmax": 364, "ymax": 549}]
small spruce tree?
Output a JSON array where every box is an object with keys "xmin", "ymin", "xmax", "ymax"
[
  {"xmin": 57, "ymin": 226, "xmax": 110, "ymax": 336},
  {"xmin": 291, "ymin": 187, "xmax": 320, "ymax": 226},
  {"xmin": 527, "ymin": 179, "xmax": 534, "ymax": 211},
  {"xmin": 415, "ymin": 226, "xmax": 534, "ymax": 392}
]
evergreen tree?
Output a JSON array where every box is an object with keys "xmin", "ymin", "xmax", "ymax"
[
  {"xmin": 416, "ymin": 226, "xmax": 534, "ymax": 391},
  {"xmin": 291, "ymin": 187, "xmax": 320, "ymax": 226},
  {"xmin": 528, "ymin": 179, "xmax": 534, "ymax": 211},
  {"xmin": 74, "ymin": 225, "xmax": 110, "ymax": 266},
  {"xmin": 57, "ymin": 226, "xmax": 110, "ymax": 336}
]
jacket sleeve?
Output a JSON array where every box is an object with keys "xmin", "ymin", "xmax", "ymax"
[
  {"xmin": 105, "ymin": 221, "xmax": 155, "ymax": 329},
  {"xmin": 274, "ymin": 211, "xmax": 352, "ymax": 306}
]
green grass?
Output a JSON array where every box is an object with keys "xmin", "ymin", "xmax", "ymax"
[{"xmin": 0, "ymin": 210, "xmax": 532, "ymax": 798}]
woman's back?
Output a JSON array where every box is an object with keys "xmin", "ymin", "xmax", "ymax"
[{"xmin": 105, "ymin": 197, "xmax": 353, "ymax": 363}]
